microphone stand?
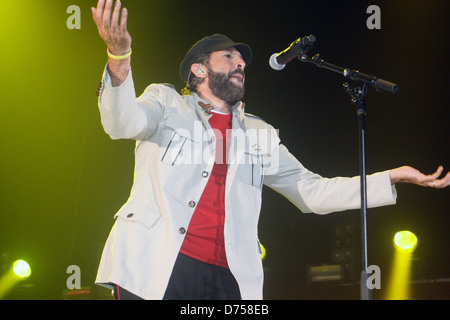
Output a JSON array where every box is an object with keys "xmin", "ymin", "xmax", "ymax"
[{"xmin": 298, "ymin": 53, "xmax": 399, "ymax": 300}]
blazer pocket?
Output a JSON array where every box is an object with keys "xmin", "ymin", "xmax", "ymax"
[
  {"xmin": 238, "ymin": 129, "xmax": 280, "ymax": 187},
  {"xmin": 114, "ymin": 202, "xmax": 161, "ymax": 229},
  {"xmin": 239, "ymin": 152, "xmax": 265, "ymax": 188},
  {"xmin": 160, "ymin": 126, "xmax": 198, "ymax": 167}
]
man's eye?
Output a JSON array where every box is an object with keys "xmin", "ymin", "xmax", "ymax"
[{"xmin": 224, "ymin": 54, "xmax": 232, "ymax": 58}]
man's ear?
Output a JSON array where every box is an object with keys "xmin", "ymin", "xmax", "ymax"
[{"xmin": 191, "ymin": 63, "xmax": 206, "ymax": 78}]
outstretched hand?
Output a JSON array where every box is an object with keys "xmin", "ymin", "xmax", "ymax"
[
  {"xmin": 390, "ymin": 165, "xmax": 450, "ymax": 188},
  {"xmin": 91, "ymin": 0, "xmax": 132, "ymax": 55},
  {"xmin": 92, "ymin": 0, "xmax": 132, "ymax": 85}
]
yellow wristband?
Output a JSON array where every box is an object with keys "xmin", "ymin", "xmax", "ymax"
[{"xmin": 107, "ymin": 48, "xmax": 132, "ymax": 60}]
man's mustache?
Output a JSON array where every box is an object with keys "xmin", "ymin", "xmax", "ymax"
[
  {"xmin": 229, "ymin": 69, "xmax": 245, "ymax": 77},
  {"xmin": 228, "ymin": 69, "xmax": 245, "ymax": 82}
]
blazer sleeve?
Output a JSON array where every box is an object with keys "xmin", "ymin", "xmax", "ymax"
[
  {"xmin": 97, "ymin": 65, "xmax": 165, "ymax": 141},
  {"xmin": 263, "ymin": 144, "xmax": 397, "ymax": 214}
]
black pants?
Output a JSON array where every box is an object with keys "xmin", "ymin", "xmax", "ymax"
[{"xmin": 113, "ymin": 253, "xmax": 241, "ymax": 300}]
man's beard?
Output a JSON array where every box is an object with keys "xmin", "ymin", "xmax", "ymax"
[{"xmin": 206, "ymin": 67, "xmax": 245, "ymax": 106}]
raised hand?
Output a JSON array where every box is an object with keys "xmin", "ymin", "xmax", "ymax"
[
  {"xmin": 92, "ymin": 0, "xmax": 131, "ymax": 55},
  {"xmin": 92, "ymin": 0, "xmax": 131, "ymax": 85}
]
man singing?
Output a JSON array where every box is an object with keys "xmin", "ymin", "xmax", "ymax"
[{"xmin": 91, "ymin": 0, "xmax": 449, "ymax": 300}]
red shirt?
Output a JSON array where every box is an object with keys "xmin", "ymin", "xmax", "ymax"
[{"xmin": 179, "ymin": 111, "xmax": 232, "ymax": 268}]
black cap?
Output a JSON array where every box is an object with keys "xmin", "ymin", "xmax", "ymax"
[{"xmin": 179, "ymin": 34, "xmax": 252, "ymax": 83}]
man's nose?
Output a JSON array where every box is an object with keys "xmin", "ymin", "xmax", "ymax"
[{"xmin": 235, "ymin": 57, "xmax": 245, "ymax": 70}]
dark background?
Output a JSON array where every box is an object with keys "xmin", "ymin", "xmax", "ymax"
[{"xmin": 0, "ymin": 0, "xmax": 448, "ymax": 299}]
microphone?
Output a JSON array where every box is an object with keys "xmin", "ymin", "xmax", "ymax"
[{"xmin": 269, "ymin": 35, "xmax": 316, "ymax": 70}]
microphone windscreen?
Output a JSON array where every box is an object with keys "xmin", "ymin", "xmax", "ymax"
[{"xmin": 269, "ymin": 53, "xmax": 285, "ymax": 70}]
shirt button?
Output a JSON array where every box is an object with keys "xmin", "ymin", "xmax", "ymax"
[
  {"xmin": 188, "ymin": 200, "xmax": 196, "ymax": 207},
  {"xmin": 179, "ymin": 227, "xmax": 186, "ymax": 235},
  {"xmin": 202, "ymin": 171, "xmax": 209, "ymax": 178}
]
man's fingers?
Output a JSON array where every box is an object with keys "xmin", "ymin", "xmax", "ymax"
[
  {"xmin": 111, "ymin": 0, "xmax": 122, "ymax": 30},
  {"xmin": 434, "ymin": 170, "xmax": 450, "ymax": 188},
  {"xmin": 102, "ymin": 0, "xmax": 114, "ymax": 29},
  {"xmin": 391, "ymin": 165, "xmax": 449, "ymax": 189},
  {"xmin": 93, "ymin": 0, "xmax": 105, "ymax": 24},
  {"xmin": 96, "ymin": 0, "xmax": 105, "ymax": 12},
  {"xmin": 427, "ymin": 166, "xmax": 444, "ymax": 183},
  {"xmin": 433, "ymin": 165, "xmax": 444, "ymax": 176},
  {"xmin": 92, "ymin": 0, "xmax": 131, "ymax": 53},
  {"xmin": 119, "ymin": 7, "xmax": 128, "ymax": 33}
]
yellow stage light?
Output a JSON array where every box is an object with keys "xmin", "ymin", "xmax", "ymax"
[
  {"xmin": 387, "ymin": 230, "xmax": 418, "ymax": 299},
  {"xmin": 0, "ymin": 259, "xmax": 32, "ymax": 299},
  {"xmin": 394, "ymin": 230, "xmax": 418, "ymax": 252},
  {"xmin": 12, "ymin": 260, "xmax": 31, "ymax": 279}
]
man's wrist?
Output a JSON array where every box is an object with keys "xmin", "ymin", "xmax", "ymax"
[
  {"xmin": 389, "ymin": 168, "xmax": 400, "ymax": 185},
  {"xmin": 106, "ymin": 59, "xmax": 130, "ymax": 87},
  {"xmin": 107, "ymin": 47, "xmax": 132, "ymax": 60}
]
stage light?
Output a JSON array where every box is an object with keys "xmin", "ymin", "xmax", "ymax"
[
  {"xmin": 394, "ymin": 230, "xmax": 418, "ymax": 252},
  {"xmin": 0, "ymin": 259, "xmax": 32, "ymax": 299},
  {"xmin": 12, "ymin": 260, "xmax": 31, "ymax": 279},
  {"xmin": 387, "ymin": 230, "xmax": 418, "ymax": 299}
]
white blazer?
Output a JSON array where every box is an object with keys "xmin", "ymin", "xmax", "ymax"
[{"xmin": 95, "ymin": 67, "xmax": 397, "ymax": 300}]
